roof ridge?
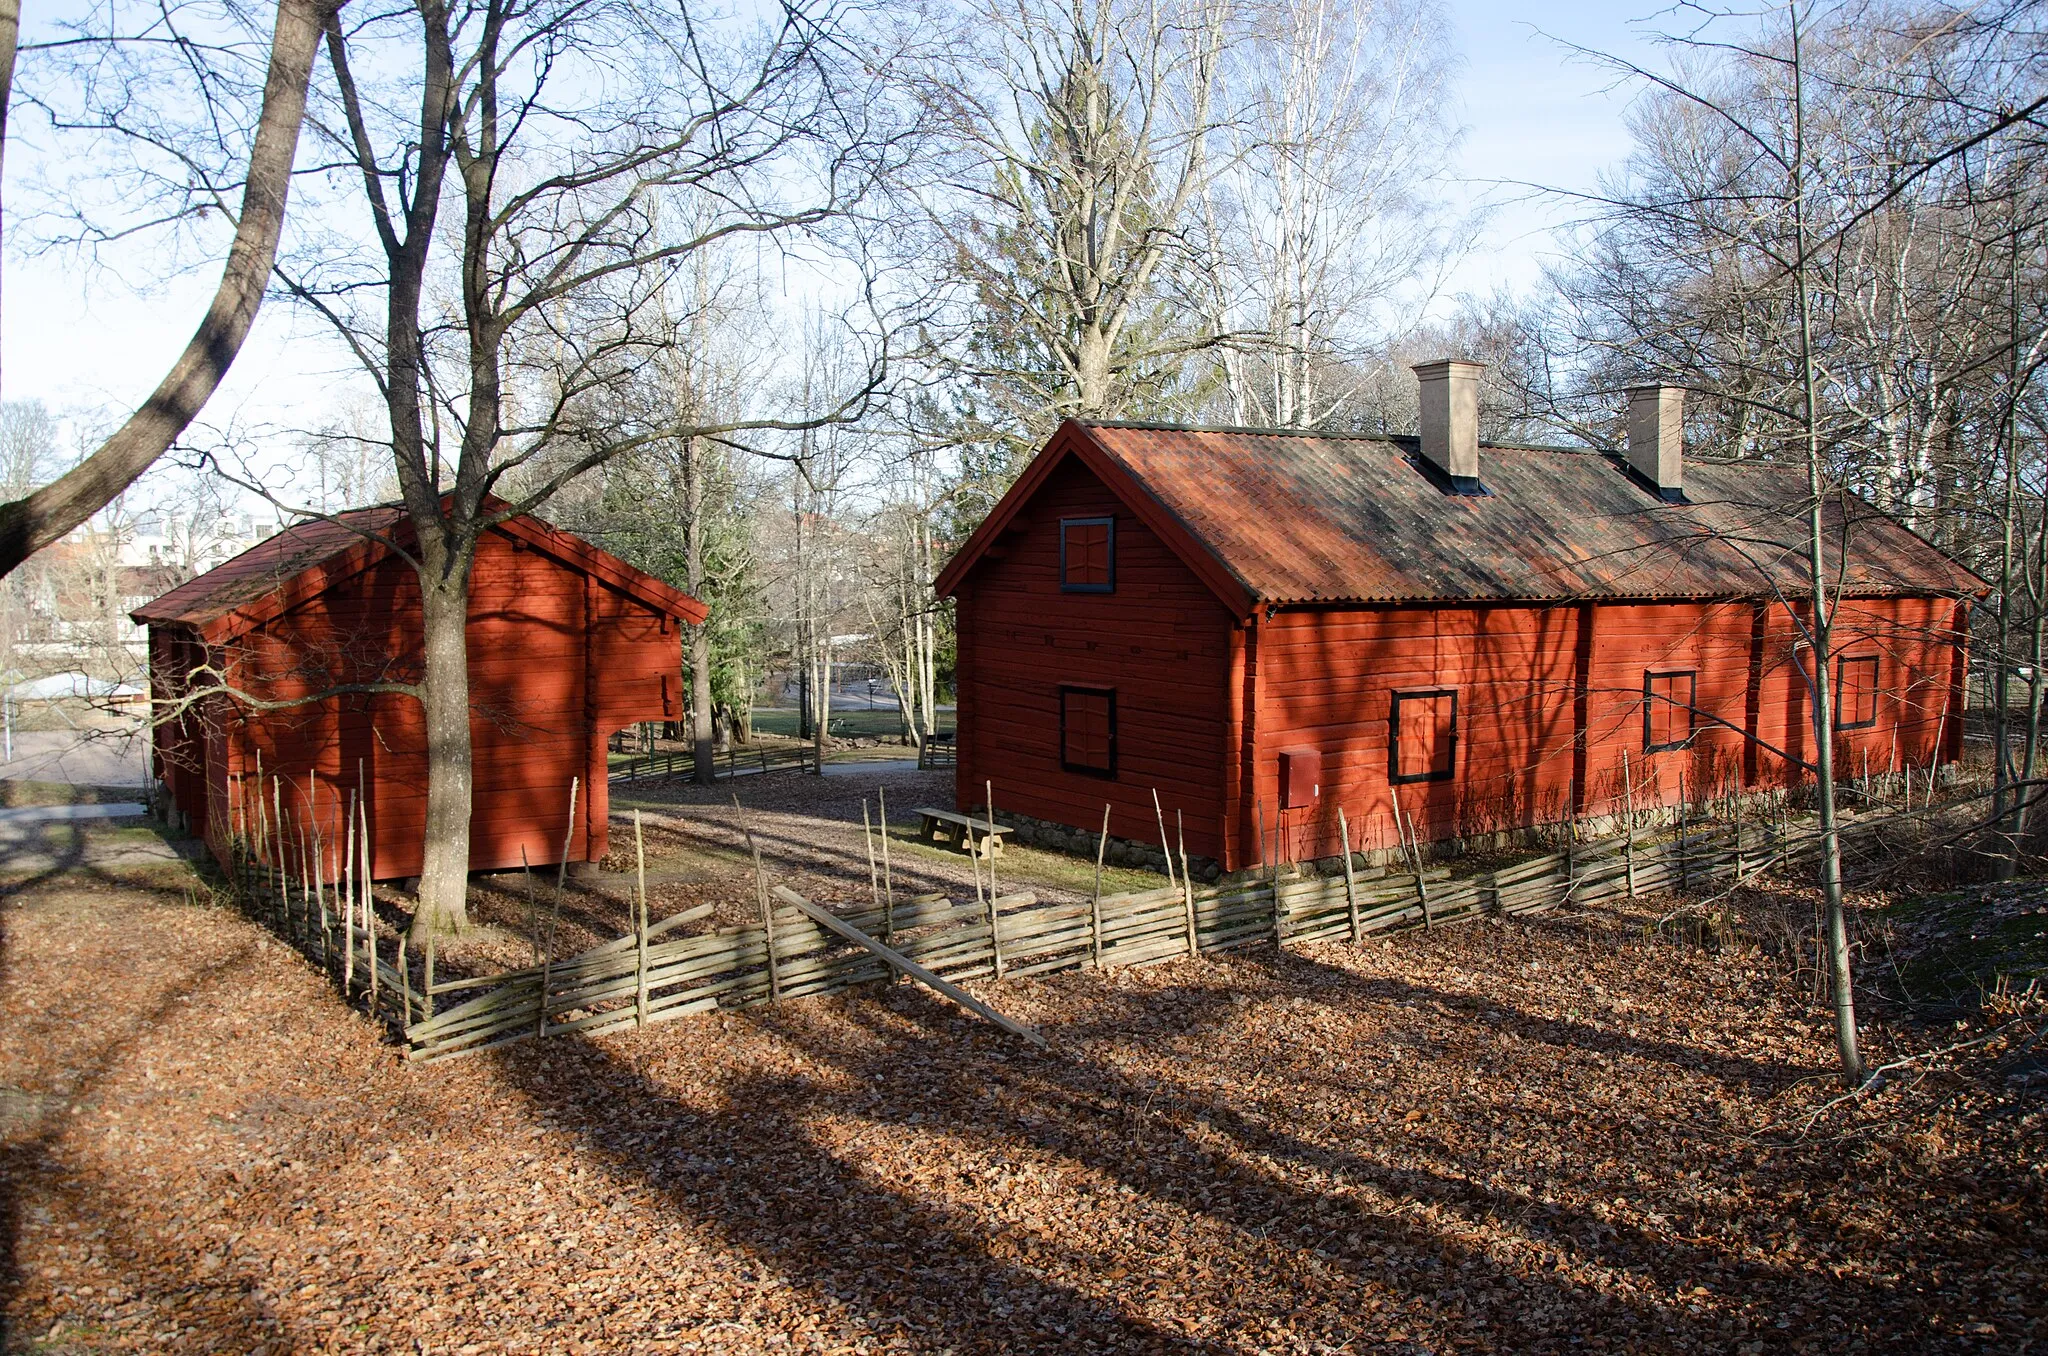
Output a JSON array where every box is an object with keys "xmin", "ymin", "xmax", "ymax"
[{"xmin": 1077, "ymin": 418, "xmax": 1594, "ymax": 456}]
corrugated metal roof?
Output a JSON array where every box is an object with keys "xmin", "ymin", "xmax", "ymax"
[
  {"xmin": 1075, "ymin": 422, "xmax": 1983, "ymax": 605},
  {"xmin": 132, "ymin": 502, "xmax": 707, "ymax": 636},
  {"xmin": 132, "ymin": 506, "xmax": 406, "ymax": 629}
]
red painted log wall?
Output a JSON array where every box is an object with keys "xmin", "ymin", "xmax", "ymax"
[
  {"xmin": 955, "ymin": 455, "xmax": 1237, "ymax": 860},
  {"xmin": 951, "ymin": 453, "xmax": 1970, "ymax": 874},
  {"xmin": 1251, "ymin": 595, "xmax": 1965, "ymax": 868},
  {"xmin": 157, "ymin": 526, "xmax": 679, "ymax": 880}
]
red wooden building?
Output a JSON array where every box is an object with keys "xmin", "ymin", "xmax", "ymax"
[
  {"xmin": 936, "ymin": 365, "xmax": 1983, "ymax": 873},
  {"xmin": 133, "ymin": 505, "xmax": 705, "ymax": 879}
]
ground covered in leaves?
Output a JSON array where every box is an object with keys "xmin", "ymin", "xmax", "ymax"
[{"xmin": 4, "ymin": 853, "xmax": 2044, "ymax": 1353}]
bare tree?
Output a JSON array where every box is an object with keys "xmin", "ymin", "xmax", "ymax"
[
  {"xmin": 0, "ymin": 0, "xmax": 343, "ymax": 578},
  {"xmin": 1192, "ymin": 0, "xmax": 1458, "ymax": 428},
  {"xmin": 1545, "ymin": 0, "xmax": 2048, "ymax": 1083},
  {"xmin": 916, "ymin": 0, "xmax": 1235, "ymax": 452},
  {"xmin": 269, "ymin": 0, "xmax": 909, "ymax": 937}
]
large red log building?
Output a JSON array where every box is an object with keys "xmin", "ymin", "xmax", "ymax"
[
  {"xmin": 936, "ymin": 364, "xmax": 1983, "ymax": 873},
  {"xmin": 134, "ymin": 505, "xmax": 704, "ymax": 879}
]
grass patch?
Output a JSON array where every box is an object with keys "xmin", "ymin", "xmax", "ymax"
[
  {"xmin": 0, "ymin": 781, "xmax": 145, "ymax": 808},
  {"xmin": 880, "ymin": 820, "xmax": 1167, "ymax": 896},
  {"xmin": 1876, "ymin": 881, "xmax": 2048, "ymax": 1009}
]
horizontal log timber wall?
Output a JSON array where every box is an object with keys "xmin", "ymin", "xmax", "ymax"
[{"xmin": 368, "ymin": 814, "xmax": 1847, "ymax": 1062}]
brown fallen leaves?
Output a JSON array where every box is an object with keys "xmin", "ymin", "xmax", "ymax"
[{"xmin": 2, "ymin": 861, "xmax": 2042, "ymax": 1354}]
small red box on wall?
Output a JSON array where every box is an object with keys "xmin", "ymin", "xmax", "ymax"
[{"xmin": 1279, "ymin": 746, "xmax": 1322, "ymax": 809}]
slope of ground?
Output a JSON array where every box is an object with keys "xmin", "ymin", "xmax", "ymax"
[{"xmin": 2, "ymin": 849, "xmax": 2041, "ymax": 1354}]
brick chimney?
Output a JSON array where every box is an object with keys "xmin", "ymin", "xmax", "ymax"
[
  {"xmin": 1413, "ymin": 359, "xmax": 1484, "ymax": 494},
  {"xmin": 1627, "ymin": 385, "xmax": 1685, "ymax": 501}
]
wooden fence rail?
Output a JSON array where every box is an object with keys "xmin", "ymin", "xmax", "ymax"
[
  {"xmin": 375, "ymin": 814, "xmax": 1834, "ymax": 1062},
  {"xmin": 609, "ymin": 743, "xmax": 817, "ymax": 785},
  {"xmin": 220, "ymin": 771, "xmax": 1868, "ymax": 1064}
]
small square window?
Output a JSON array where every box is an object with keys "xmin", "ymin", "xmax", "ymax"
[
  {"xmin": 1390, "ymin": 688, "xmax": 1457, "ymax": 784},
  {"xmin": 1643, "ymin": 670, "xmax": 1697, "ymax": 752},
  {"xmin": 1060, "ymin": 685, "xmax": 1116, "ymax": 777},
  {"xmin": 1060, "ymin": 517, "xmax": 1115, "ymax": 592},
  {"xmin": 1835, "ymin": 655, "xmax": 1880, "ymax": 730}
]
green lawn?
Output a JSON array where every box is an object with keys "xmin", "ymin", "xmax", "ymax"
[{"xmin": 749, "ymin": 707, "xmax": 955, "ymax": 741}]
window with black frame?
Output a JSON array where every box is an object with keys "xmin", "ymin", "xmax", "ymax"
[
  {"xmin": 1835, "ymin": 654, "xmax": 1880, "ymax": 730},
  {"xmin": 1060, "ymin": 517, "xmax": 1115, "ymax": 592},
  {"xmin": 1390, "ymin": 688, "xmax": 1457, "ymax": 783},
  {"xmin": 1060, "ymin": 685, "xmax": 1116, "ymax": 776},
  {"xmin": 1644, "ymin": 670, "xmax": 1697, "ymax": 751}
]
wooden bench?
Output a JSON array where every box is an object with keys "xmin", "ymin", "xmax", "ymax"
[{"xmin": 912, "ymin": 806, "xmax": 1014, "ymax": 859}]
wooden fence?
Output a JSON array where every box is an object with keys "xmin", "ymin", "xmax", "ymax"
[
  {"xmin": 608, "ymin": 743, "xmax": 817, "ymax": 785},
  {"xmin": 322, "ymin": 814, "xmax": 1813, "ymax": 1062}
]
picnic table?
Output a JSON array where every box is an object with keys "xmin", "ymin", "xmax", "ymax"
[{"xmin": 912, "ymin": 806, "xmax": 1014, "ymax": 859}]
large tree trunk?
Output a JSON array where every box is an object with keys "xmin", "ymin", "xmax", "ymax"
[
  {"xmin": 0, "ymin": 0, "xmax": 338, "ymax": 577},
  {"xmin": 413, "ymin": 560, "xmax": 476, "ymax": 940},
  {"xmin": 685, "ymin": 437, "xmax": 715, "ymax": 785},
  {"xmin": 0, "ymin": 0, "xmax": 19, "ymax": 404}
]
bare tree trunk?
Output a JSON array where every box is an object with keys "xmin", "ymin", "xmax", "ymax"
[
  {"xmin": 0, "ymin": 0, "xmax": 18, "ymax": 404},
  {"xmin": 414, "ymin": 558, "xmax": 476, "ymax": 939},
  {"xmin": 1789, "ymin": 8, "xmax": 1862, "ymax": 1085},
  {"xmin": 685, "ymin": 436, "xmax": 715, "ymax": 785},
  {"xmin": 0, "ymin": 0, "xmax": 338, "ymax": 577}
]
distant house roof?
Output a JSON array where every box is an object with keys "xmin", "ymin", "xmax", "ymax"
[
  {"xmin": 934, "ymin": 420, "xmax": 1986, "ymax": 613},
  {"xmin": 133, "ymin": 502, "xmax": 708, "ymax": 643}
]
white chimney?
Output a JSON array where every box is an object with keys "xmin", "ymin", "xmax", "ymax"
[
  {"xmin": 1413, "ymin": 359, "xmax": 1484, "ymax": 494},
  {"xmin": 1627, "ymin": 385, "xmax": 1685, "ymax": 501}
]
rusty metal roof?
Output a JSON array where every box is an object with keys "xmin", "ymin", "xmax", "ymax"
[
  {"xmin": 1055, "ymin": 422, "xmax": 1984, "ymax": 607},
  {"xmin": 133, "ymin": 503, "xmax": 707, "ymax": 639}
]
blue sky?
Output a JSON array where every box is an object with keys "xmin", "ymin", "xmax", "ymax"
[{"xmin": 4, "ymin": 0, "xmax": 1667, "ymax": 457}]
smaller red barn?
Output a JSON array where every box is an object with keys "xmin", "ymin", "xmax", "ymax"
[{"xmin": 133, "ymin": 505, "xmax": 705, "ymax": 880}]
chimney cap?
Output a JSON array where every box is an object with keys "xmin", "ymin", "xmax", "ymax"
[{"xmin": 1412, "ymin": 358, "xmax": 1486, "ymax": 377}]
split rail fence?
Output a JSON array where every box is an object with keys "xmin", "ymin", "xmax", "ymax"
[
  {"xmin": 608, "ymin": 743, "xmax": 817, "ymax": 784},
  {"xmin": 230, "ymin": 803, "xmax": 1842, "ymax": 1063}
]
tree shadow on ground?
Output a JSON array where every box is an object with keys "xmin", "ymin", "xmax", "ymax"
[{"xmin": 476, "ymin": 954, "xmax": 1906, "ymax": 1354}]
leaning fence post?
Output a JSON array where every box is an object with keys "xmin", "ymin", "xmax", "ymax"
[
  {"xmin": 1259, "ymin": 797, "xmax": 1284, "ymax": 948},
  {"xmin": 1338, "ymin": 807, "xmax": 1360, "ymax": 943},
  {"xmin": 1178, "ymin": 810, "xmax": 1196, "ymax": 957},
  {"xmin": 878, "ymin": 785, "xmax": 895, "ymax": 941},
  {"xmin": 634, "ymin": 808, "xmax": 650, "ymax": 1027},
  {"xmin": 738, "ymin": 797, "xmax": 781, "ymax": 1004},
  {"xmin": 862, "ymin": 800, "xmax": 881, "ymax": 917},
  {"xmin": 1092, "ymin": 802, "xmax": 1110, "ymax": 967},
  {"xmin": 1566, "ymin": 779, "xmax": 1578, "ymax": 890},
  {"xmin": 1621, "ymin": 750, "xmax": 1638, "ymax": 900},
  {"xmin": 1393, "ymin": 789, "xmax": 1431, "ymax": 930},
  {"xmin": 986, "ymin": 781, "xmax": 1006, "ymax": 981},
  {"xmin": 556, "ymin": 777, "xmax": 580, "ymax": 892}
]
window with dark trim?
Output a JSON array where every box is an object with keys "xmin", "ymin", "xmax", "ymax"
[
  {"xmin": 1643, "ymin": 670, "xmax": 1697, "ymax": 752},
  {"xmin": 1835, "ymin": 654, "xmax": 1880, "ymax": 730},
  {"xmin": 1390, "ymin": 688, "xmax": 1457, "ymax": 784},
  {"xmin": 1060, "ymin": 685, "xmax": 1116, "ymax": 776},
  {"xmin": 1060, "ymin": 517, "xmax": 1115, "ymax": 592}
]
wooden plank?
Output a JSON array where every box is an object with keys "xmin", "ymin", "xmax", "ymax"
[{"xmin": 774, "ymin": 887, "xmax": 1046, "ymax": 1047}]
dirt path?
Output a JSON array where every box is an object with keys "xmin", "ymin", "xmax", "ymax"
[
  {"xmin": 435, "ymin": 768, "xmax": 1171, "ymax": 977},
  {"xmin": 3, "ymin": 846, "xmax": 2042, "ymax": 1353}
]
